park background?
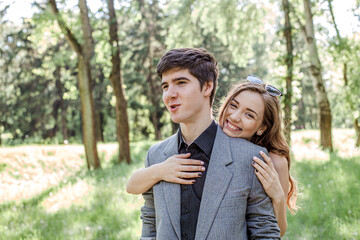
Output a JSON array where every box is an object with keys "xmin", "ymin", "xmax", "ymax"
[{"xmin": 0, "ymin": 0, "xmax": 360, "ymax": 239}]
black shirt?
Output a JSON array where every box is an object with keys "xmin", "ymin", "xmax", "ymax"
[{"xmin": 178, "ymin": 120, "xmax": 217, "ymax": 240}]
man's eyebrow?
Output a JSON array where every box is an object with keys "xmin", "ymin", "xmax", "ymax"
[{"xmin": 161, "ymin": 77, "xmax": 190, "ymax": 87}]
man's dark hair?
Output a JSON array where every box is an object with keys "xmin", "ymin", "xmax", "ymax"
[{"xmin": 157, "ymin": 48, "xmax": 219, "ymax": 106}]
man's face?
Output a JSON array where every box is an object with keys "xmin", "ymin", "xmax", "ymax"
[{"xmin": 161, "ymin": 68, "xmax": 212, "ymax": 124}]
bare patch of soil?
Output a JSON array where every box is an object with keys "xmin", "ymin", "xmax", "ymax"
[{"xmin": 0, "ymin": 144, "xmax": 117, "ymax": 203}]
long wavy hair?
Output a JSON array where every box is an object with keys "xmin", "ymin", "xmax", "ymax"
[{"xmin": 218, "ymin": 82, "xmax": 298, "ymax": 213}]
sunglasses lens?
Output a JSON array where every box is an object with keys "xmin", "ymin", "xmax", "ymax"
[
  {"xmin": 266, "ymin": 85, "xmax": 282, "ymax": 97},
  {"xmin": 247, "ymin": 75, "xmax": 264, "ymax": 84}
]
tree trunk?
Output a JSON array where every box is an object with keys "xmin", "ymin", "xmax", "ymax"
[
  {"xmin": 302, "ymin": 0, "xmax": 333, "ymax": 150},
  {"xmin": 139, "ymin": 0, "xmax": 164, "ymax": 140},
  {"xmin": 61, "ymin": 107, "xmax": 68, "ymax": 142},
  {"xmin": 172, "ymin": 122, "xmax": 179, "ymax": 135},
  {"xmin": 147, "ymin": 67, "xmax": 163, "ymax": 140},
  {"xmin": 282, "ymin": 0, "xmax": 293, "ymax": 145},
  {"xmin": 54, "ymin": 66, "xmax": 68, "ymax": 142},
  {"xmin": 107, "ymin": 0, "xmax": 131, "ymax": 164},
  {"xmin": 48, "ymin": 0, "xmax": 101, "ymax": 169},
  {"xmin": 78, "ymin": 56, "xmax": 101, "ymax": 169}
]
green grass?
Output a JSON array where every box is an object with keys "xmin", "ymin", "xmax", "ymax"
[
  {"xmin": 1, "ymin": 141, "xmax": 359, "ymax": 240},
  {"xmin": 0, "ymin": 141, "xmax": 155, "ymax": 240},
  {"xmin": 0, "ymin": 163, "xmax": 7, "ymax": 173},
  {"xmin": 283, "ymin": 154, "xmax": 360, "ymax": 240}
]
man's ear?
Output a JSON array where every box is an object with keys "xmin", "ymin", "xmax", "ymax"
[
  {"xmin": 203, "ymin": 81, "xmax": 214, "ymax": 97},
  {"xmin": 257, "ymin": 125, "xmax": 267, "ymax": 136}
]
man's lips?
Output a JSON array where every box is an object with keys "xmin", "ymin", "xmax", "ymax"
[
  {"xmin": 169, "ymin": 104, "xmax": 180, "ymax": 112},
  {"xmin": 225, "ymin": 120, "xmax": 242, "ymax": 131}
]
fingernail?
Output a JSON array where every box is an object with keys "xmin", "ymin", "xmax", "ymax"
[
  {"xmin": 201, "ymin": 161, "xmax": 204, "ymax": 165},
  {"xmin": 201, "ymin": 167, "xmax": 205, "ymax": 171},
  {"xmin": 198, "ymin": 172, "xmax": 203, "ymax": 176},
  {"xmin": 260, "ymin": 151, "xmax": 264, "ymax": 154},
  {"xmin": 192, "ymin": 180, "xmax": 196, "ymax": 183},
  {"xmin": 253, "ymin": 156, "xmax": 257, "ymax": 160}
]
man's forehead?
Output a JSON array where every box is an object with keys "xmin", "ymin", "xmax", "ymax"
[{"xmin": 161, "ymin": 68, "xmax": 195, "ymax": 81}]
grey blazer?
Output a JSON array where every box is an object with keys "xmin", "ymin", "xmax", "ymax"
[{"xmin": 140, "ymin": 125, "xmax": 280, "ymax": 240}]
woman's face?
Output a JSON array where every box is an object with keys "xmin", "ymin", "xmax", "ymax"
[{"xmin": 222, "ymin": 90, "xmax": 266, "ymax": 140}]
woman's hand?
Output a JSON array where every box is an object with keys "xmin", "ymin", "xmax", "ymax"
[
  {"xmin": 156, "ymin": 153, "xmax": 205, "ymax": 185},
  {"xmin": 252, "ymin": 151, "xmax": 285, "ymax": 201}
]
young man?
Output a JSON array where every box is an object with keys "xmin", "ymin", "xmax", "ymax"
[{"xmin": 140, "ymin": 48, "xmax": 280, "ymax": 239}]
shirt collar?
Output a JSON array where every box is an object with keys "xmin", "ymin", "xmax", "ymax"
[{"xmin": 177, "ymin": 120, "xmax": 218, "ymax": 157}]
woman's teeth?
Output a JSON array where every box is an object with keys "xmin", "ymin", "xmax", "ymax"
[{"xmin": 228, "ymin": 121, "xmax": 240, "ymax": 130}]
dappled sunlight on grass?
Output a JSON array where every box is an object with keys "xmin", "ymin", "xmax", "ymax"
[
  {"xmin": 291, "ymin": 129, "xmax": 360, "ymax": 162},
  {"xmin": 0, "ymin": 145, "xmax": 85, "ymax": 202},
  {"xmin": 42, "ymin": 180, "xmax": 92, "ymax": 213}
]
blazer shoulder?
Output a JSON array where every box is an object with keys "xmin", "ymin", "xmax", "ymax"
[{"xmin": 228, "ymin": 136, "xmax": 268, "ymax": 155}]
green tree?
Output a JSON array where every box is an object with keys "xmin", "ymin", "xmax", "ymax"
[
  {"xmin": 282, "ymin": 0, "xmax": 294, "ymax": 144},
  {"xmin": 48, "ymin": 0, "xmax": 101, "ymax": 169},
  {"xmin": 296, "ymin": 0, "xmax": 333, "ymax": 150},
  {"xmin": 107, "ymin": 0, "xmax": 131, "ymax": 163},
  {"xmin": 327, "ymin": 0, "xmax": 360, "ymax": 146}
]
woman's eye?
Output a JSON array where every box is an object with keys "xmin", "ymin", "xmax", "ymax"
[
  {"xmin": 229, "ymin": 103, "xmax": 237, "ymax": 109},
  {"xmin": 246, "ymin": 113, "xmax": 254, "ymax": 119}
]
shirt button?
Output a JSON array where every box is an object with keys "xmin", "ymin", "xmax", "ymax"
[
  {"xmin": 183, "ymin": 185, "xmax": 188, "ymax": 190},
  {"xmin": 184, "ymin": 209, "xmax": 189, "ymax": 214}
]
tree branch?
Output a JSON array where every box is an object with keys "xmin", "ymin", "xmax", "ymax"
[{"xmin": 48, "ymin": 0, "xmax": 82, "ymax": 55}]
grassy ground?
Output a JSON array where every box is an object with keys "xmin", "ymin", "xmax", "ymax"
[{"xmin": 0, "ymin": 130, "xmax": 359, "ymax": 239}]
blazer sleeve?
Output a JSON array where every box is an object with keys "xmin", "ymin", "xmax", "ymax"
[
  {"xmin": 246, "ymin": 150, "xmax": 281, "ymax": 240},
  {"xmin": 140, "ymin": 148, "xmax": 157, "ymax": 240}
]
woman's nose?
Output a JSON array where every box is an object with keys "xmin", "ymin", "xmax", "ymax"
[{"xmin": 230, "ymin": 111, "xmax": 242, "ymax": 122}]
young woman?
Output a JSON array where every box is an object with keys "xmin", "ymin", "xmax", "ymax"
[{"xmin": 126, "ymin": 75, "xmax": 298, "ymax": 236}]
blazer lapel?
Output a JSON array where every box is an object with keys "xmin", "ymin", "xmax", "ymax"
[
  {"xmin": 161, "ymin": 135, "xmax": 181, "ymax": 239},
  {"xmin": 195, "ymin": 126, "xmax": 233, "ymax": 240}
]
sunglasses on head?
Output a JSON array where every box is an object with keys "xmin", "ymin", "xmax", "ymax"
[{"xmin": 247, "ymin": 74, "xmax": 283, "ymax": 100}]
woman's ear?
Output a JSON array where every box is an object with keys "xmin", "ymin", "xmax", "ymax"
[{"xmin": 257, "ymin": 126, "xmax": 267, "ymax": 136}]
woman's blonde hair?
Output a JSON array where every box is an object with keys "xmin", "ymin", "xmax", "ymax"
[{"xmin": 218, "ymin": 82, "xmax": 298, "ymax": 213}]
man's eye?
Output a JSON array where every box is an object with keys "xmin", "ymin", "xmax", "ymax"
[
  {"xmin": 178, "ymin": 81, "xmax": 186, "ymax": 85},
  {"xmin": 162, "ymin": 85, "xmax": 168, "ymax": 91}
]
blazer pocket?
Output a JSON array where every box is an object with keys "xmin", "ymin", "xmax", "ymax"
[{"xmin": 216, "ymin": 196, "xmax": 247, "ymax": 219}]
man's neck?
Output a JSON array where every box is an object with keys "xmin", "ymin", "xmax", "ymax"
[{"xmin": 180, "ymin": 116, "xmax": 214, "ymax": 144}]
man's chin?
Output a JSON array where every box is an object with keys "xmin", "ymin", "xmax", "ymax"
[{"xmin": 171, "ymin": 118, "xmax": 181, "ymax": 124}]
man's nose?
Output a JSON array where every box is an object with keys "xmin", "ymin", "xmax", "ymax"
[{"xmin": 164, "ymin": 85, "xmax": 178, "ymax": 99}]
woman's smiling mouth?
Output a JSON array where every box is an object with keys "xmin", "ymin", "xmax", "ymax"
[{"xmin": 226, "ymin": 120, "xmax": 242, "ymax": 131}]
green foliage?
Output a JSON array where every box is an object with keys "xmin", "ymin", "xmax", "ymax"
[{"xmin": 0, "ymin": 0, "xmax": 359, "ymax": 146}]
